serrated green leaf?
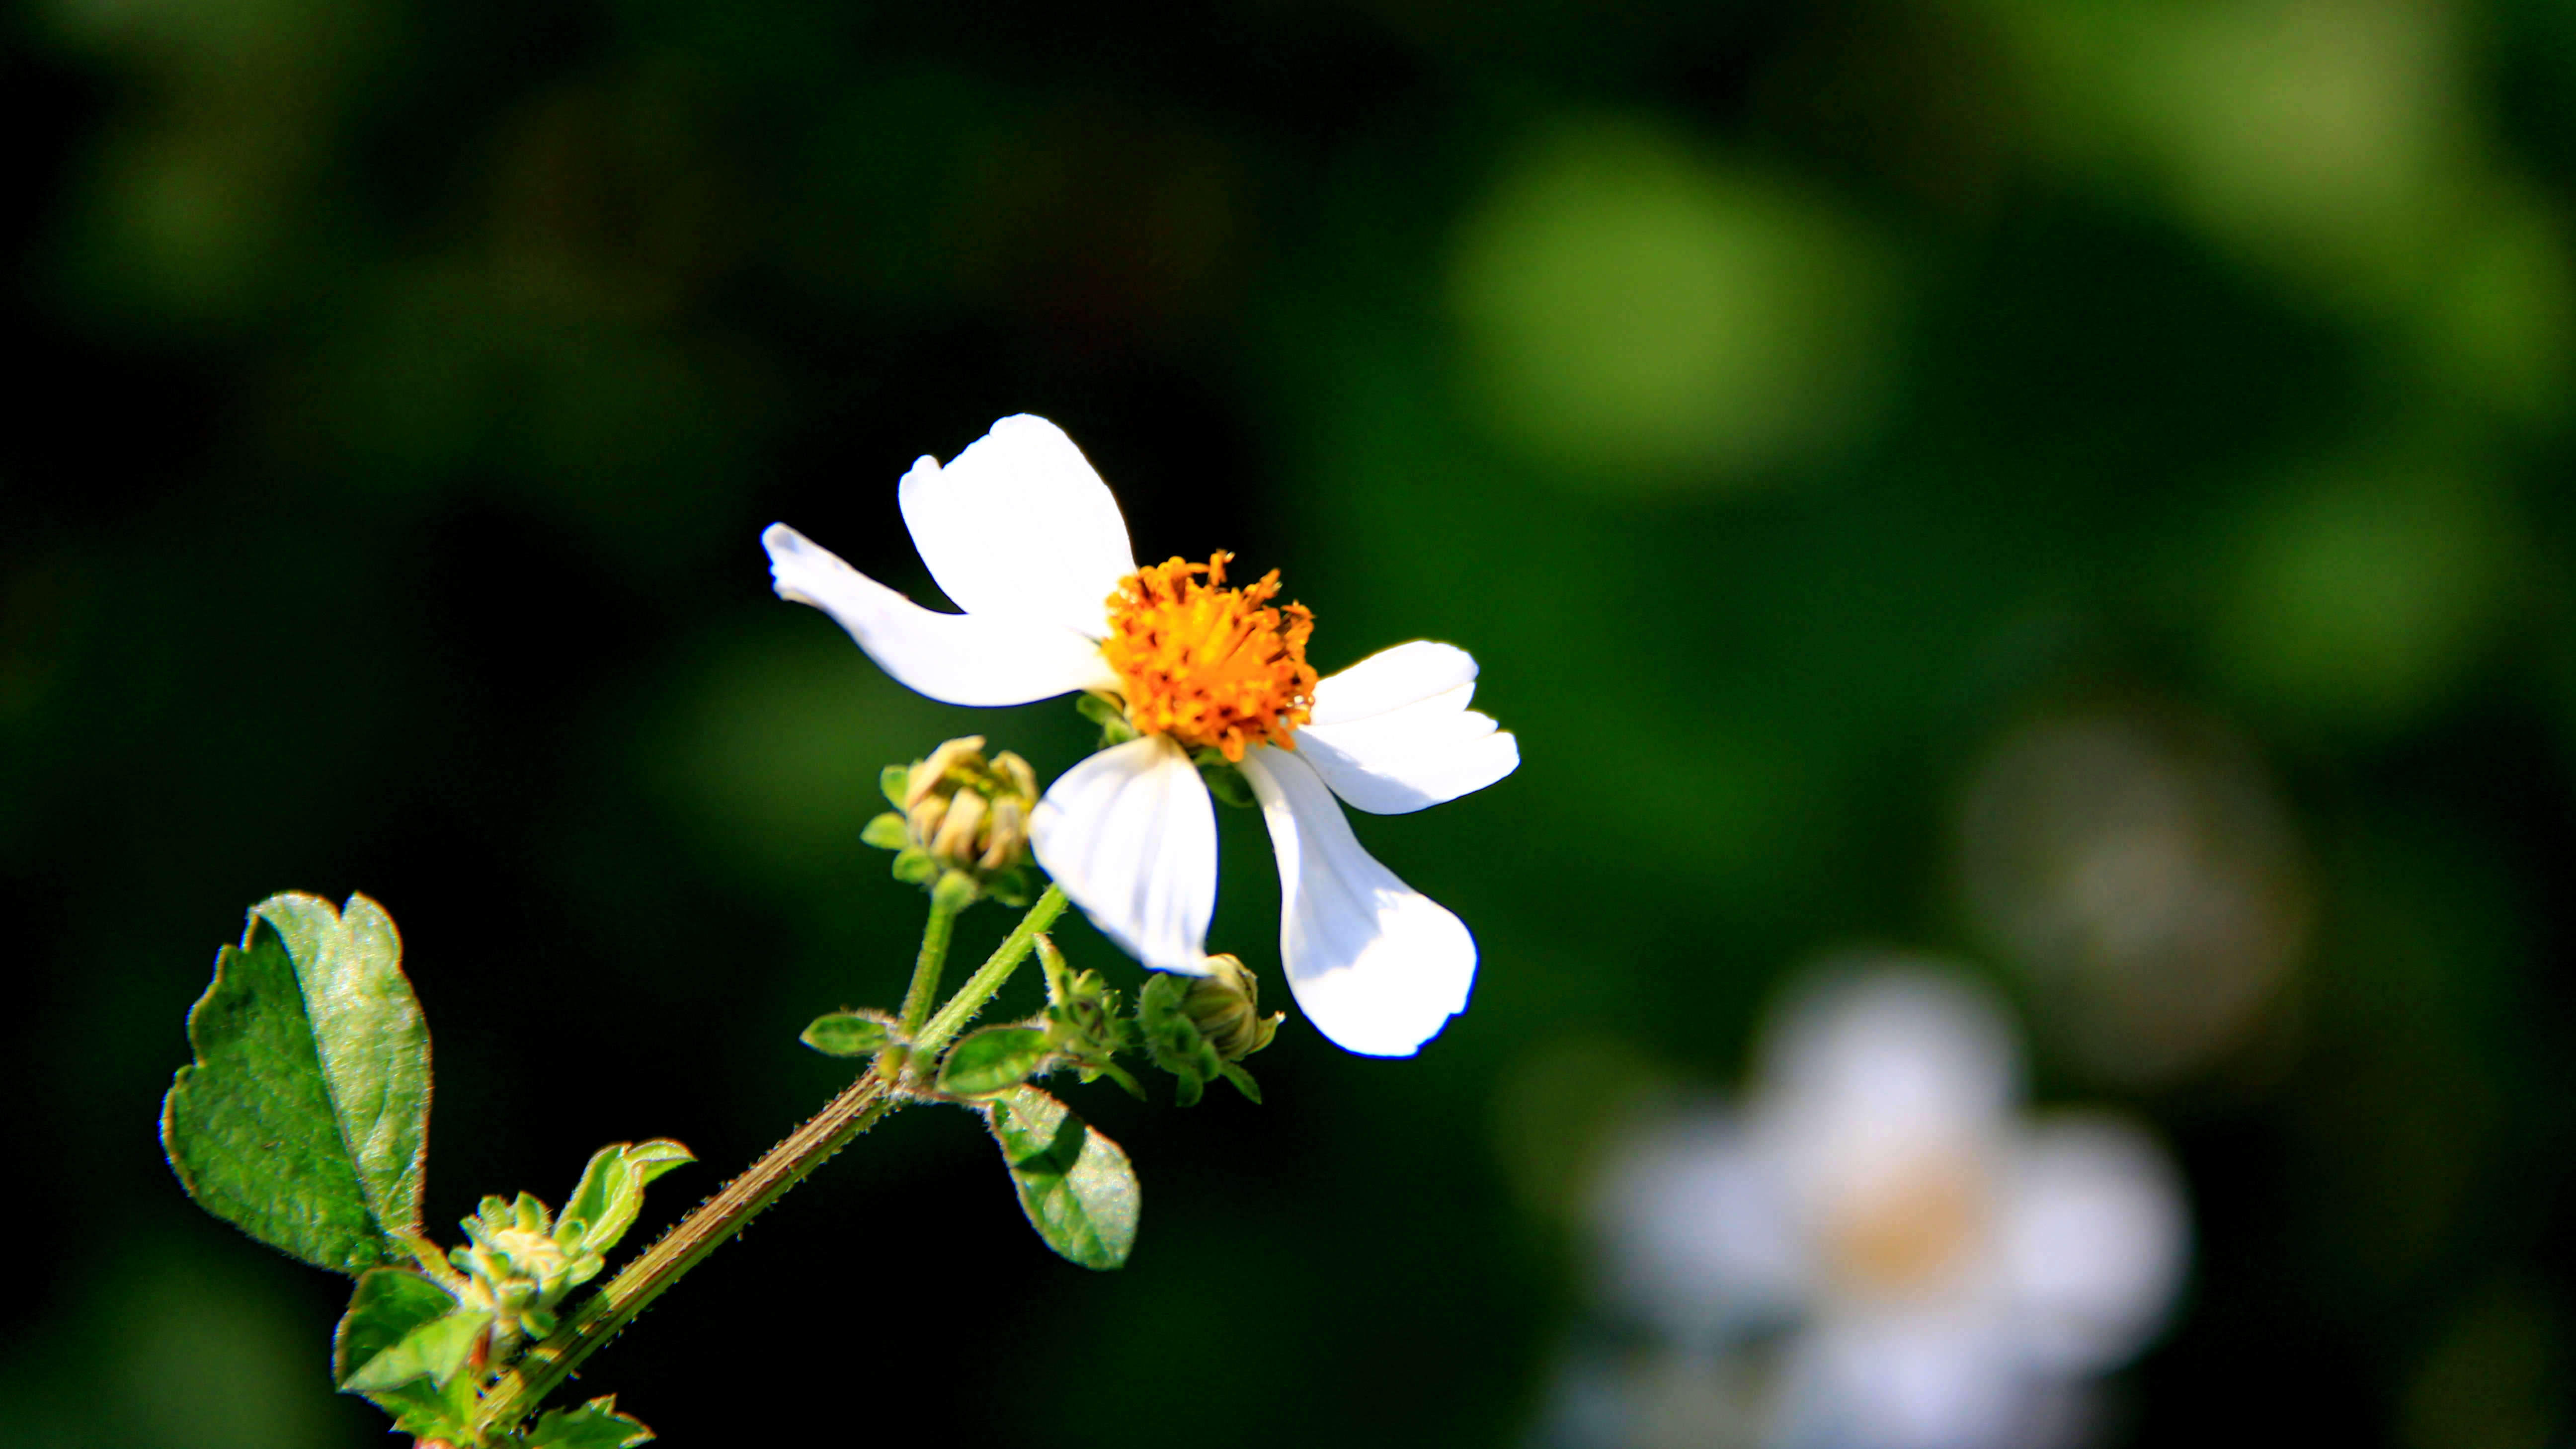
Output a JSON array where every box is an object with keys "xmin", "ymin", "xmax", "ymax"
[
  {"xmin": 341, "ymin": 1307, "xmax": 491, "ymax": 1391},
  {"xmin": 799, "ymin": 1012, "xmax": 891, "ymax": 1057},
  {"xmin": 860, "ymin": 812, "xmax": 910, "ymax": 850},
  {"xmin": 524, "ymin": 1394, "xmax": 656, "ymax": 1447},
  {"xmin": 161, "ymin": 893, "xmax": 430, "ymax": 1273},
  {"xmin": 985, "ymin": 1087, "xmax": 1139, "ymax": 1271},
  {"xmin": 938, "ymin": 1027, "xmax": 1050, "ymax": 1096},
  {"xmin": 557, "ymin": 1139, "xmax": 695, "ymax": 1259},
  {"xmin": 259, "ymin": 894, "xmax": 432, "ymax": 1239}
]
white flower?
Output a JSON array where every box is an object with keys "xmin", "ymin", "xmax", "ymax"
[
  {"xmin": 1589, "ymin": 964, "xmax": 2188, "ymax": 1449},
  {"xmin": 761, "ymin": 413, "xmax": 1518, "ymax": 1056}
]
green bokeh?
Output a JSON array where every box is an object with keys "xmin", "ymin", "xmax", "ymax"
[{"xmin": 7, "ymin": 0, "xmax": 2576, "ymax": 1445}]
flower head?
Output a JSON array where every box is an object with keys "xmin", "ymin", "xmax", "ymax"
[
  {"xmin": 763, "ymin": 414, "xmax": 1518, "ymax": 1056},
  {"xmin": 1580, "ymin": 964, "xmax": 2188, "ymax": 1449}
]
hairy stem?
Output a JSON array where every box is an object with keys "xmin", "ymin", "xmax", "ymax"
[
  {"xmin": 469, "ymin": 884, "xmax": 1068, "ymax": 1438},
  {"xmin": 913, "ymin": 884, "xmax": 1068, "ymax": 1060},
  {"xmin": 897, "ymin": 886, "xmax": 964, "ymax": 1037},
  {"xmin": 472, "ymin": 1072, "xmax": 898, "ymax": 1437}
]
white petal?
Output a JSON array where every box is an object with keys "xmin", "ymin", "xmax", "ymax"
[
  {"xmin": 1030, "ymin": 735, "xmax": 1217, "ymax": 972},
  {"xmin": 1779, "ymin": 1310, "xmax": 2035, "ymax": 1449},
  {"xmin": 1592, "ymin": 1104, "xmax": 1811, "ymax": 1341},
  {"xmin": 1298, "ymin": 644, "xmax": 1517, "ymax": 814},
  {"xmin": 1306, "ymin": 640, "xmax": 1479, "ymax": 725},
  {"xmin": 1760, "ymin": 964, "xmax": 2023, "ymax": 1139},
  {"xmin": 897, "ymin": 414, "xmax": 1137, "ymax": 639},
  {"xmin": 1999, "ymin": 1116, "xmax": 2190, "ymax": 1372},
  {"xmin": 764, "ymin": 524, "xmax": 1116, "ymax": 706},
  {"xmin": 1238, "ymin": 747, "xmax": 1477, "ymax": 1056}
]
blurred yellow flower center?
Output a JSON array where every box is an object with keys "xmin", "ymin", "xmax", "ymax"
[
  {"xmin": 1824, "ymin": 1152, "xmax": 1989, "ymax": 1296},
  {"xmin": 1101, "ymin": 552, "xmax": 1317, "ymax": 762}
]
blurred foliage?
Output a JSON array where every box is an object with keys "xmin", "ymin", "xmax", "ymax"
[{"xmin": 6, "ymin": 0, "xmax": 2576, "ymax": 1445}]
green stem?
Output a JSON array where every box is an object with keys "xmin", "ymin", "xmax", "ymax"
[
  {"xmin": 897, "ymin": 884, "xmax": 965, "ymax": 1037},
  {"xmin": 467, "ymin": 884, "xmax": 1068, "ymax": 1440},
  {"xmin": 914, "ymin": 884, "xmax": 1069, "ymax": 1060},
  {"xmin": 471, "ymin": 1073, "xmax": 898, "ymax": 1438}
]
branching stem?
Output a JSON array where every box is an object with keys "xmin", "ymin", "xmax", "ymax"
[
  {"xmin": 469, "ymin": 882, "xmax": 1070, "ymax": 1440},
  {"xmin": 914, "ymin": 884, "xmax": 1067, "ymax": 1060}
]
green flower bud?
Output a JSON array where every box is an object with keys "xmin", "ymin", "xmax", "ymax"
[
  {"xmin": 1173, "ymin": 954, "xmax": 1281, "ymax": 1062},
  {"xmin": 1038, "ymin": 934, "xmax": 1144, "ymax": 1098},
  {"xmin": 454, "ymin": 1193, "xmax": 585, "ymax": 1357},
  {"xmin": 1138, "ymin": 954, "xmax": 1280, "ymax": 1106}
]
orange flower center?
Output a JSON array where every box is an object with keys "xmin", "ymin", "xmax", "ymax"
[{"xmin": 1100, "ymin": 552, "xmax": 1317, "ymax": 762}]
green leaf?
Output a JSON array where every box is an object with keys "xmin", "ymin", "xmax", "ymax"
[
  {"xmin": 332, "ymin": 1268, "xmax": 455, "ymax": 1385},
  {"xmin": 557, "ymin": 1139, "xmax": 695, "ymax": 1259},
  {"xmin": 860, "ymin": 812, "xmax": 910, "ymax": 850},
  {"xmin": 938, "ymin": 1027, "xmax": 1050, "ymax": 1096},
  {"xmin": 332, "ymin": 1268, "xmax": 476, "ymax": 1440},
  {"xmin": 891, "ymin": 847, "xmax": 938, "ymax": 885},
  {"xmin": 523, "ymin": 1394, "xmax": 656, "ymax": 1447},
  {"xmin": 880, "ymin": 764, "xmax": 913, "ymax": 808},
  {"xmin": 161, "ymin": 892, "xmax": 431, "ymax": 1273},
  {"xmin": 800, "ymin": 1012, "xmax": 891, "ymax": 1057},
  {"xmin": 985, "ymin": 1087, "xmax": 1139, "ymax": 1270},
  {"xmin": 341, "ymin": 1307, "xmax": 491, "ymax": 1391}
]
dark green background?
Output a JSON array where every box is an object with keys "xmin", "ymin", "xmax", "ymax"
[{"xmin": 6, "ymin": 0, "xmax": 2576, "ymax": 1445}]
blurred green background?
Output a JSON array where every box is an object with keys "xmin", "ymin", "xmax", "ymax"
[{"xmin": 6, "ymin": 0, "xmax": 2576, "ymax": 1444}]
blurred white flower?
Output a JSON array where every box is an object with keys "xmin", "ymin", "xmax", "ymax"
[
  {"xmin": 762, "ymin": 414, "xmax": 1518, "ymax": 1056},
  {"xmin": 1579, "ymin": 965, "xmax": 2188, "ymax": 1449}
]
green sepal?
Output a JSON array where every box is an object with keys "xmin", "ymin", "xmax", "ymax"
[
  {"xmin": 880, "ymin": 764, "xmax": 913, "ymax": 808},
  {"xmin": 984, "ymin": 1086, "xmax": 1139, "ymax": 1271},
  {"xmin": 860, "ymin": 812, "xmax": 910, "ymax": 851},
  {"xmin": 931, "ymin": 869, "xmax": 981, "ymax": 912},
  {"xmin": 557, "ymin": 1139, "xmax": 695, "ymax": 1260},
  {"xmin": 891, "ymin": 848, "xmax": 939, "ymax": 885},
  {"xmin": 986, "ymin": 866, "xmax": 1036, "ymax": 908},
  {"xmin": 341, "ymin": 1306, "xmax": 492, "ymax": 1392},
  {"xmin": 521, "ymin": 1394, "xmax": 656, "ymax": 1447},
  {"xmin": 1191, "ymin": 750, "xmax": 1257, "ymax": 808},
  {"xmin": 1136, "ymin": 973, "xmax": 1263, "ymax": 1107},
  {"xmin": 800, "ymin": 1012, "xmax": 893, "ymax": 1057},
  {"xmin": 939, "ymin": 1027, "xmax": 1052, "ymax": 1096},
  {"xmin": 161, "ymin": 892, "xmax": 431, "ymax": 1275},
  {"xmin": 1216, "ymin": 1060, "xmax": 1264, "ymax": 1105},
  {"xmin": 1081, "ymin": 1059, "xmax": 1149, "ymax": 1101},
  {"xmin": 1075, "ymin": 692, "xmax": 1140, "ymax": 747}
]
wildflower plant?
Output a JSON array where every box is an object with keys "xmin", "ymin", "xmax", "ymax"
[{"xmin": 158, "ymin": 416, "xmax": 1516, "ymax": 1446}]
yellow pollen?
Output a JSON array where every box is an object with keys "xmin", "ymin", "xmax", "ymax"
[{"xmin": 1100, "ymin": 552, "xmax": 1317, "ymax": 762}]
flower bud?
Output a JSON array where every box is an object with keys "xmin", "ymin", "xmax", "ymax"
[
  {"xmin": 1173, "ymin": 954, "xmax": 1282, "ymax": 1062},
  {"xmin": 872, "ymin": 735, "xmax": 1043, "ymax": 884},
  {"xmin": 1137, "ymin": 954, "xmax": 1281, "ymax": 1107}
]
